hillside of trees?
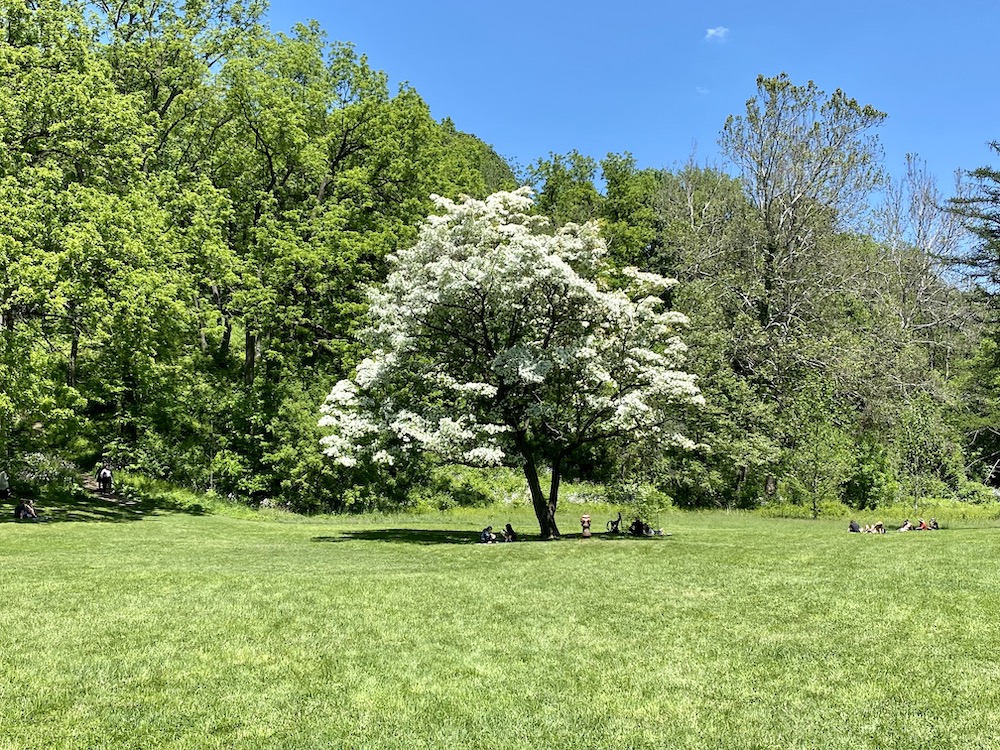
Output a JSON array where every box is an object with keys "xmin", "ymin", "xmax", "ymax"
[{"xmin": 3, "ymin": 0, "xmax": 999, "ymax": 517}]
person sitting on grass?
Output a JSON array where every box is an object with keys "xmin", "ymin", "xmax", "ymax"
[
  {"xmin": 14, "ymin": 498, "xmax": 42, "ymax": 522},
  {"xmin": 917, "ymin": 518, "xmax": 930, "ymax": 531},
  {"xmin": 930, "ymin": 518, "xmax": 939, "ymax": 530},
  {"xmin": 898, "ymin": 519, "xmax": 913, "ymax": 532},
  {"xmin": 849, "ymin": 519, "xmax": 861, "ymax": 533},
  {"xmin": 502, "ymin": 524, "xmax": 517, "ymax": 543},
  {"xmin": 628, "ymin": 518, "xmax": 662, "ymax": 537},
  {"xmin": 480, "ymin": 526, "xmax": 496, "ymax": 544},
  {"xmin": 874, "ymin": 522, "xmax": 886, "ymax": 534},
  {"xmin": 628, "ymin": 518, "xmax": 648, "ymax": 537}
]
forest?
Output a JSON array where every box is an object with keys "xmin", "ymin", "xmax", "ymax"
[{"xmin": 4, "ymin": 0, "xmax": 1000, "ymax": 522}]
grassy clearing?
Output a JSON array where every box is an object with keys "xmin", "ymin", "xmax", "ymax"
[{"xmin": 2, "ymin": 492, "xmax": 1000, "ymax": 749}]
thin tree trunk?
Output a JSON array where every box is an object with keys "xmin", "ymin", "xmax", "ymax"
[
  {"xmin": 244, "ymin": 330, "xmax": 256, "ymax": 386},
  {"xmin": 216, "ymin": 318, "xmax": 232, "ymax": 364},
  {"xmin": 547, "ymin": 454, "xmax": 563, "ymax": 537},
  {"xmin": 513, "ymin": 429, "xmax": 560, "ymax": 539},
  {"xmin": 194, "ymin": 297, "xmax": 208, "ymax": 353},
  {"xmin": 68, "ymin": 323, "xmax": 79, "ymax": 388}
]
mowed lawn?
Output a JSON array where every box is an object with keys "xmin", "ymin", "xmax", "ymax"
[{"xmin": 2, "ymin": 503, "xmax": 1000, "ymax": 749}]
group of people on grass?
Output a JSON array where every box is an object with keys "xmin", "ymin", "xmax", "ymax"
[
  {"xmin": 627, "ymin": 518, "xmax": 664, "ymax": 537},
  {"xmin": 480, "ymin": 524, "xmax": 518, "ymax": 543},
  {"xmin": 849, "ymin": 518, "xmax": 939, "ymax": 533},
  {"xmin": 897, "ymin": 518, "xmax": 939, "ymax": 532},
  {"xmin": 605, "ymin": 513, "xmax": 664, "ymax": 537},
  {"xmin": 481, "ymin": 515, "xmax": 667, "ymax": 542},
  {"xmin": 849, "ymin": 520, "xmax": 886, "ymax": 533}
]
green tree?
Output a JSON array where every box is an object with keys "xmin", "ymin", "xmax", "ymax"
[
  {"xmin": 0, "ymin": 0, "xmax": 202, "ymax": 464},
  {"xmin": 947, "ymin": 144, "xmax": 1000, "ymax": 488},
  {"xmin": 528, "ymin": 150, "xmax": 602, "ymax": 226},
  {"xmin": 720, "ymin": 73, "xmax": 886, "ymax": 332}
]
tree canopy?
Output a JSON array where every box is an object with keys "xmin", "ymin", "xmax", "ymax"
[
  {"xmin": 0, "ymin": 1, "xmax": 993, "ymax": 522},
  {"xmin": 320, "ymin": 190, "xmax": 703, "ymax": 537}
]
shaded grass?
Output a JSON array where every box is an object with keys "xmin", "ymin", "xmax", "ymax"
[
  {"xmin": 0, "ymin": 473, "xmax": 210, "ymax": 525},
  {"xmin": 2, "ymin": 505, "xmax": 1000, "ymax": 748}
]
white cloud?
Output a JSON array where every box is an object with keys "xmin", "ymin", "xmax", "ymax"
[
  {"xmin": 705, "ymin": 26, "xmax": 729, "ymax": 42},
  {"xmin": 695, "ymin": 86, "xmax": 710, "ymax": 95}
]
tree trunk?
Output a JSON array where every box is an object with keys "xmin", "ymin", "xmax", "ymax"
[
  {"xmin": 513, "ymin": 429, "xmax": 560, "ymax": 539},
  {"xmin": 244, "ymin": 330, "xmax": 257, "ymax": 386},
  {"xmin": 68, "ymin": 323, "xmax": 79, "ymax": 388},
  {"xmin": 547, "ymin": 454, "xmax": 563, "ymax": 536},
  {"xmin": 216, "ymin": 318, "xmax": 232, "ymax": 365}
]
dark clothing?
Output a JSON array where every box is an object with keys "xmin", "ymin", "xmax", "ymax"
[
  {"xmin": 849, "ymin": 520, "xmax": 860, "ymax": 533},
  {"xmin": 629, "ymin": 520, "xmax": 649, "ymax": 537},
  {"xmin": 14, "ymin": 502, "xmax": 39, "ymax": 521}
]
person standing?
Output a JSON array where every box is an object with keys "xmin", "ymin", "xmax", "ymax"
[{"xmin": 98, "ymin": 464, "xmax": 113, "ymax": 492}]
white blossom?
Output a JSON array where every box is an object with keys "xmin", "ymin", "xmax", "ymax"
[{"xmin": 319, "ymin": 189, "xmax": 703, "ymax": 475}]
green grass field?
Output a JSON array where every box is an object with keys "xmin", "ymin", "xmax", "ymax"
[{"xmin": 3, "ymin": 491, "xmax": 1000, "ymax": 749}]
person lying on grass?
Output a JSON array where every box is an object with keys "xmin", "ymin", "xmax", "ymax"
[{"xmin": 628, "ymin": 518, "xmax": 665, "ymax": 537}]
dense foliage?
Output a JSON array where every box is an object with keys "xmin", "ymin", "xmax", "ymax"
[
  {"xmin": 319, "ymin": 189, "xmax": 703, "ymax": 537},
  {"xmin": 1, "ymin": 1, "xmax": 996, "ymax": 520}
]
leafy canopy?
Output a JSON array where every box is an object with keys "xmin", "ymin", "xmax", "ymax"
[{"xmin": 320, "ymin": 189, "xmax": 702, "ymax": 534}]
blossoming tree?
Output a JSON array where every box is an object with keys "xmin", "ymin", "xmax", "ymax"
[{"xmin": 319, "ymin": 189, "xmax": 703, "ymax": 538}]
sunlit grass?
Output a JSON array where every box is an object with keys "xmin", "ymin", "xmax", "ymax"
[{"xmin": 2, "ymin": 497, "xmax": 1000, "ymax": 749}]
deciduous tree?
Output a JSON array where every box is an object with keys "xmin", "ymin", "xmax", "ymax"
[{"xmin": 319, "ymin": 190, "xmax": 703, "ymax": 537}]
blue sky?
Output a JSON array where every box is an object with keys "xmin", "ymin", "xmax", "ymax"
[{"xmin": 265, "ymin": 1, "xmax": 999, "ymax": 193}]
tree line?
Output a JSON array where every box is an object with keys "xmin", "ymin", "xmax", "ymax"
[{"xmin": 2, "ymin": 1, "xmax": 998, "ymax": 519}]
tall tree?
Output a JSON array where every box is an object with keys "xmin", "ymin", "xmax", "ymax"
[
  {"xmin": 0, "ymin": 0, "xmax": 200, "ymax": 460},
  {"xmin": 719, "ymin": 73, "xmax": 886, "ymax": 333},
  {"xmin": 319, "ymin": 190, "xmax": 703, "ymax": 537},
  {"xmin": 949, "ymin": 142, "xmax": 1000, "ymax": 486}
]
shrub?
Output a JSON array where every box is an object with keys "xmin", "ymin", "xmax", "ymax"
[
  {"xmin": 606, "ymin": 480, "xmax": 674, "ymax": 524},
  {"xmin": 756, "ymin": 500, "xmax": 851, "ymax": 519},
  {"xmin": 957, "ymin": 481, "xmax": 996, "ymax": 505},
  {"xmin": 19, "ymin": 452, "xmax": 78, "ymax": 489}
]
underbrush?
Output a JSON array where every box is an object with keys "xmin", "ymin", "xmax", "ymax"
[{"xmin": 754, "ymin": 496, "xmax": 1000, "ymax": 523}]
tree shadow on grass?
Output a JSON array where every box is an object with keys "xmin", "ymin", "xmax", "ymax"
[
  {"xmin": 0, "ymin": 488, "xmax": 207, "ymax": 524},
  {"xmin": 312, "ymin": 529, "xmax": 483, "ymax": 545},
  {"xmin": 312, "ymin": 529, "xmax": 662, "ymax": 545}
]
